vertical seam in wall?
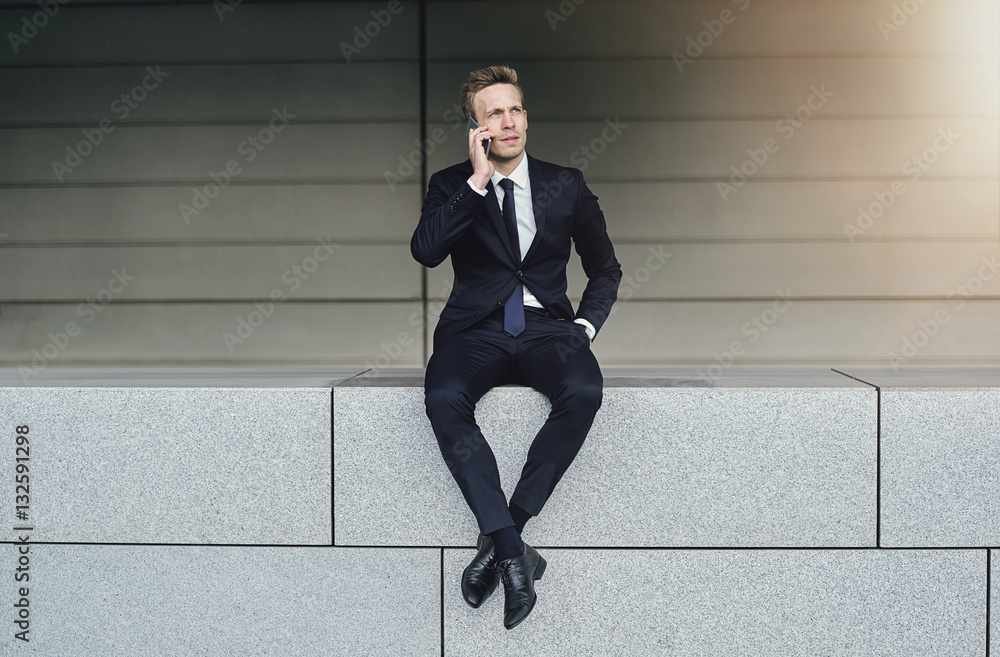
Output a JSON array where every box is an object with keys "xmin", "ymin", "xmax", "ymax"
[
  {"xmin": 330, "ymin": 388, "xmax": 337, "ymax": 547},
  {"xmin": 876, "ymin": 387, "xmax": 881, "ymax": 548},
  {"xmin": 440, "ymin": 547, "xmax": 445, "ymax": 657},
  {"xmin": 418, "ymin": 0, "xmax": 429, "ymax": 366},
  {"xmin": 987, "ymin": 549, "xmax": 992, "ymax": 657}
]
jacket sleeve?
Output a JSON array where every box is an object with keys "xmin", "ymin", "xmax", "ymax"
[
  {"xmin": 410, "ymin": 172, "xmax": 485, "ymax": 268},
  {"xmin": 571, "ymin": 172, "xmax": 622, "ymax": 337}
]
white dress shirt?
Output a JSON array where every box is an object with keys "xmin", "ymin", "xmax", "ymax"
[{"xmin": 467, "ymin": 155, "xmax": 596, "ymax": 340}]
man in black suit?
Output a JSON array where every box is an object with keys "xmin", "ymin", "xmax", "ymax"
[{"xmin": 411, "ymin": 65, "xmax": 621, "ymax": 629}]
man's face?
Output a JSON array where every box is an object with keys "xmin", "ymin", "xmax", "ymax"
[{"xmin": 472, "ymin": 83, "xmax": 527, "ymax": 165}]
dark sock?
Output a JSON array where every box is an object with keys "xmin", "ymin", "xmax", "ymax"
[
  {"xmin": 509, "ymin": 503, "xmax": 533, "ymax": 535},
  {"xmin": 489, "ymin": 526, "xmax": 524, "ymax": 563}
]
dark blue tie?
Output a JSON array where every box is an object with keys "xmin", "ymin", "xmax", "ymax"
[{"xmin": 499, "ymin": 178, "xmax": 524, "ymax": 337}]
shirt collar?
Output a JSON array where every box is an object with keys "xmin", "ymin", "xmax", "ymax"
[{"xmin": 491, "ymin": 153, "xmax": 529, "ymax": 191}]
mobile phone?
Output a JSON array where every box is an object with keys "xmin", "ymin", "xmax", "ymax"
[{"xmin": 466, "ymin": 116, "xmax": 492, "ymax": 155}]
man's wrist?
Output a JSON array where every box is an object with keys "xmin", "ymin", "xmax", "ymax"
[
  {"xmin": 467, "ymin": 177, "xmax": 489, "ymax": 195},
  {"xmin": 574, "ymin": 318, "xmax": 596, "ymax": 341}
]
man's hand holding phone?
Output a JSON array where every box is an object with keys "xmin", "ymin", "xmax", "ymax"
[{"xmin": 467, "ymin": 117, "xmax": 494, "ymax": 190}]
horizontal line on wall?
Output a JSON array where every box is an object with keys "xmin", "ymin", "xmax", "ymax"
[
  {"xmin": 612, "ymin": 296, "xmax": 1000, "ymax": 303},
  {"xmin": 2, "ymin": 114, "xmax": 997, "ymax": 129},
  {"xmin": 0, "ymin": 357, "xmax": 413, "ymax": 366},
  {"xmin": 0, "ymin": 298, "xmax": 422, "ymax": 306},
  {"xmin": 2, "ymin": 176, "xmax": 998, "ymax": 189},
  {"xmin": 1, "ymin": 236, "xmax": 997, "ymax": 248},
  {"xmin": 0, "ymin": 118, "xmax": 420, "ymax": 129},
  {"xmin": 0, "ymin": 357, "xmax": 996, "ymax": 369},
  {"xmin": 608, "ymin": 236, "xmax": 1000, "ymax": 245},
  {"xmin": 1, "ymin": 53, "xmax": 995, "ymax": 70},
  {"xmin": 0, "ymin": 178, "xmax": 413, "ymax": 189},
  {"xmin": 0, "ymin": 58, "xmax": 420, "ymax": 70},
  {"xmin": 429, "ymin": 53, "xmax": 1000, "ymax": 63},
  {"xmin": 586, "ymin": 176, "xmax": 1000, "ymax": 184},
  {"xmin": 5, "ymin": 296, "xmax": 1000, "ymax": 306},
  {"xmin": 0, "ymin": 239, "xmax": 414, "ymax": 248},
  {"xmin": 596, "ymin": 177, "xmax": 1000, "ymax": 185},
  {"xmin": 435, "ymin": 114, "xmax": 1000, "ymax": 123},
  {"xmin": 0, "ymin": 60, "xmax": 997, "ymax": 78},
  {"xmin": 587, "ymin": 358, "xmax": 1000, "ymax": 368},
  {"xmin": 11, "ymin": 53, "xmax": 978, "ymax": 67},
  {"xmin": 0, "ymin": 0, "xmax": 360, "ymax": 10}
]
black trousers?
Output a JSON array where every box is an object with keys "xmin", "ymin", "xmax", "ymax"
[{"xmin": 424, "ymin": 307, "xmax": 604, "ymax": 535}]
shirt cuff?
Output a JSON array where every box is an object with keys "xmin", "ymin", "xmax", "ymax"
[
  {"xmin": 467, "ymin": 178, "xmax": 488, "ymax": 196},
  {"xmin": 574, "ymin": 318, "xmax": 596, "ymax": 341}
]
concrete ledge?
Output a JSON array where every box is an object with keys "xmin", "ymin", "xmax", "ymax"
[
  {"xmin": 0, "ymin": 366, "xmax": 995, "ymax": 654},
  {"xmin": 5, "ymin": 365, "xmax": 998, "ymax": 553},
  {"xmin": 444, "ymin": 548, "xmax": 986, "ymax": 656},
  {"xmin": 0, "ymin": 545, "xmax": 439, "ymax": 656},
  {"xmin": 0, "ymin": 385, "xmax": 332, "ymax": 544},
  {"xmin": 335, "ymin": 368, "xmax": 876, "ymax": 547},
  {"xmin": 880, "ymin": 389, "xmax": 1000, "ymax": 547},
  {"xmin": 837, "ymin": 367, "xmax": 1000, "ymax": 388},
  {"xmin": 836, "ymin": 368, "xmax": 1000, "ymax": 547},
  {"xmin": 0, "ymin": 366, "xmax": 367, "ymax": 388}
]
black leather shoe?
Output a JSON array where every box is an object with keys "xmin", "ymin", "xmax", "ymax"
[
  {"xmin": 498, "ymin": 543, "xmax": 546, "ymax": 630},
  {"xmin": 462, "ymin": 534, "xmax": 500, "ymax": 608}
]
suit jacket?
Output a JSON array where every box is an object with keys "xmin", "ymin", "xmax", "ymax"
[{"xmin": 411, "ymin": 155, "xmax": 622, "ymax": 348}]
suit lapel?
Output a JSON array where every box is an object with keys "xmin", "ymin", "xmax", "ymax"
[{"xmin": 523, "ymin": 155, "xmax": 547, "ymax": 265}]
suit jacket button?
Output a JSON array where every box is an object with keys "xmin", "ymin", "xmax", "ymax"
[{"xmin": 516, "ymin": 270, "xmax": 523, "ymax": 277}]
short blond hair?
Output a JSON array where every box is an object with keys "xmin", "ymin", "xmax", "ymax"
[{"xmin": 460, "ymin": 65, "xmax": 524, "ymax": 120}]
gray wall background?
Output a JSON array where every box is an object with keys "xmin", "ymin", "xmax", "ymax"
[{"xmin": 0, "ymin": 0, "xmax": 997, "ymax": 371}]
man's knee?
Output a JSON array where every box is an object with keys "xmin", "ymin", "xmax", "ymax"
[
  {"xmin": 424, "ymin": 384, "xmax": 472, "ymax": 419},
  {"xmin": 561, "ymin": 380, "xmax": 603, "ymax": 414}
]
